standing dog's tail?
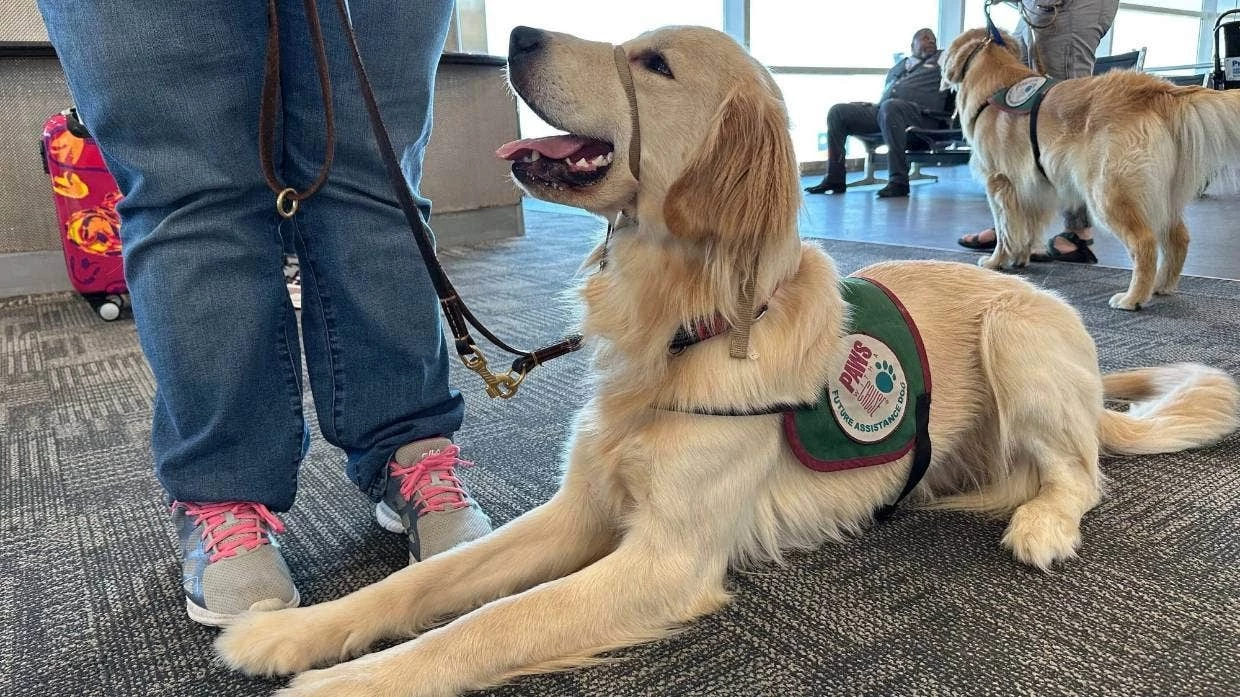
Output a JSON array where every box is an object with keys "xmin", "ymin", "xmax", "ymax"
[
  {"xmin": 1174, "ymin": 87, "xmax": 1240, "ymax": 195},
  {"xmin": 1099, "ymin": 364, "xmax": 1239, "ymax": 455}
]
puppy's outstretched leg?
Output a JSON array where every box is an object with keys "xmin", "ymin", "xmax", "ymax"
[
  {"xmin": 274, "ymin": 530, "xmax": 732, "ymax": 697},
  {"xmin": 267, "ymin": 424, "xmax": 778, "ymax": 697},
  {"xmin": 216, "ymin": 485, "xmax": 615, "ymax": 677}
]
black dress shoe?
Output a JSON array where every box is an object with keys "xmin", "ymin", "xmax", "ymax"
[
  {"xmin": 876, "ymin": 182, "xmax": 909, "ymax": 198},
  {"xmin": 804, "ymin": 181, "xmax": 847, "ymax": 195}
]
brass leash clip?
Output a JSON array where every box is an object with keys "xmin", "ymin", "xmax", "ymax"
[{"xmin": 459, "ymin": 343, "xmax": 528, "ymax": 399}]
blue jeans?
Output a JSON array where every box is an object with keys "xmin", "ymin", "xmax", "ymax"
[{"xmin": 38, "ymin": 0, "xmax": 464, "ymax": 511}]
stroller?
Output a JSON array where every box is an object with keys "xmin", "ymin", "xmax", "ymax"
[{"xmin": 1210, "ymin": 8, "xmax": 1240, "ymax": 90}]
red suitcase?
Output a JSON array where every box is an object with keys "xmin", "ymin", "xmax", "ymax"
[{"xmin": 40, "ymin": 107, "xmax": 128, "ymax": 320}]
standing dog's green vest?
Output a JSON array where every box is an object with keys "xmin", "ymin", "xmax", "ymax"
[
  {"xmin": 783, "ymin": 276, "xmax": 932, "ymax": 476},
  {"xmin": 988, "ymin": 75, "xmax": 1060, "ymax": 114}
]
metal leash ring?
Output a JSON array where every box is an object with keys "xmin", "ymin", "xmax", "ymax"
[{"xmin": 275, "ymin": 187, "xmax": 300, "ymax": 219}]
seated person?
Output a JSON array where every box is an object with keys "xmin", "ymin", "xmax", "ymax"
[{"xmin": 805, "ymin": 28, "xmax": 952, "ymax": 199}]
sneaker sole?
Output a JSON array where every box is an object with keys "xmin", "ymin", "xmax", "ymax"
[
  {"xmin": 374, "ymin": 500, "xmax": 406, "ymax": 534},
  {"xmin": 375, "ymin": 502, "xmax": 423, "ymax": 565},
  {"xmin": 185, "ymin": 587, "xmax": 301, "ymax": 627}
]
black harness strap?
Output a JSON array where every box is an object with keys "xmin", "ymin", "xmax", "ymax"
[
  {"xmin": 875, "ymin": 392, "xmax": 933, "ymax": 521},
  {"xmin": 967, "ymin": 100, "xmax": 991, "ymax": 132},
  {"xmin": 1030, "ymin": 91, "xmax": 1050, "ymax": 180},
  {"xmin": 657, "ymin": 400, "xmax": 815, "ymax": 417},
  {"xmin": 665, "ymin": 392, "xmax": 933, "ymax": 519}
]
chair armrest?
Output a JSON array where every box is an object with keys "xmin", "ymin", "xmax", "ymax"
[{"xmin": 906, "ymin": 126, "xmax": 962, "ymax": 150}]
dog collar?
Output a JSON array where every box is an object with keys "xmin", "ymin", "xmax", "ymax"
[
  {"xmin": 669, "ymin": 301, "xmax": 770, "ymax": 355},
  {"xmin": 956, "ymin": 38, "xmax": 990, "ymax": 85}
]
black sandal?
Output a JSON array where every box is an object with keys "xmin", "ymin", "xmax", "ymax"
[
  {"xmin": 1030, "ymin": 231, "xmax": 1098, "ymax": 264},
  {"xmin": 957, "ymin": 228, "xmax": 997, "ymax": 251}
]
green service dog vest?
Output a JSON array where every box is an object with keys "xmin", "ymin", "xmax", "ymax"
[
  {"xmin": 783, "ymin": 277, "xmax": 932, "ymax": 486},
  {"xmin": 987, "ymin": 75, "xmax": 1060, "ymax": 114}
]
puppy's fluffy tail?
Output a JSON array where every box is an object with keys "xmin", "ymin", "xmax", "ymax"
[{"xmin": 1098, "ymin": 364, "xmax": 1239, "ymax": 455}]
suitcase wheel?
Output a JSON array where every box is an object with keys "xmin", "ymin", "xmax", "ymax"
[
  {"xmin": 98, "ymin": 300, "xmax": 121, "ymax": 321},
  {"xmin": 89, "ymin": 293, "xmax": 127, "ymax": 321}
]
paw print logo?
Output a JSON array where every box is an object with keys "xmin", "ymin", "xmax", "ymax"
[{"xmin": 874, "ymin": 360, "xmax": 897, "ymax": 393}]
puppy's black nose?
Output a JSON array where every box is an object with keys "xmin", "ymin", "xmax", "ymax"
[{"xmin": 509, "ymin": 26, "xmax": 545, "ymax": 59}]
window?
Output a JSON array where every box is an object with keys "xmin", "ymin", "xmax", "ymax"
[
  {"xmin": 749, "ymin": 3, "xmax": 940, "ymax": 162},
  {"xmin": 483, "ymin": 0, "xmax": 722, "ymax": 54},
  {"xmin": 1139, "ymin": 0, "xmax": 1205, "ymax": 9},
  {"xmin": 962, "ymin": 1, "xmax": 1022, "ymax": 34},
  {"xmin": 774, "ymin": 73, "xmax": 886, "ymax": 161},
  {"xmin": 965, "ymin": 2, "xmax": 1204, "ymax": 70},
  {"xmin": 1110, "ymin": 9, "xmax": 1200, "ymax": 68},
  {"xmin": 749, "ymin": 1, "xmax": 940, "ymax": 68}
]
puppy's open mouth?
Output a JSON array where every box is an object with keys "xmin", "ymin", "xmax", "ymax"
[{"xmin": 496, "ymin": 135, "xmax": 614, "ymax": 190}]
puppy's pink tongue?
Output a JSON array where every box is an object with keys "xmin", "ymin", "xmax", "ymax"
[{"xmin": 496, "ymin": 135, "xmax": 593, "ymax": 160}]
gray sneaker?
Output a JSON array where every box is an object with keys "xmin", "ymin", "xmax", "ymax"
[
  {"xmin": 171, "ymin": 501, "xmax": 299, "ymax": 626},
  {"xmin": 375, "ymin": 438, "xmax": 492, "ymax": 562}
]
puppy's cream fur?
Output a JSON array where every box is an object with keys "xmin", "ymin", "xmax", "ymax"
[
  {"xmin": 943, "ymin": 28, "xmax": 1240, "ymax": 310},
  {"xmin": 215, "ymin": 27, "xmax": 1239, "ymax": 697}
]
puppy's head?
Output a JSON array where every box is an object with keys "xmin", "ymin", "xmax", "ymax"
[
  {"xmin": 501, "ymin": 25, "xmax": 799, "ymax": 257},
  {"xmin": 940, "ymin": 27, "xmax": 1022, "ymax": 90}
]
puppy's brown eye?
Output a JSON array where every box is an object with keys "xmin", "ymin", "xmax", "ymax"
[{"xmin": 643, "ymin": 53, "xmax": 674, "ymax": 79}]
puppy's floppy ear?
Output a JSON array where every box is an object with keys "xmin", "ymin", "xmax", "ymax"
[{"xmin": 663, "ymin": 80, "xmax": 799, "ymax": 255}]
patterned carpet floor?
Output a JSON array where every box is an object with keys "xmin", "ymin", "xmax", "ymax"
[{"xmin": 2, "ymin": 204, "xmax": 1238, "ymax": 696}]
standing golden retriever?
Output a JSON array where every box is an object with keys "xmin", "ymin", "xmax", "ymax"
[
  {"xmin": 214, "ymin": 26, "xmax": 1238, "ymax": 696},
  {"xmin": 943, "ymin": 27, "xmax": 1240, "ymax": 310}
]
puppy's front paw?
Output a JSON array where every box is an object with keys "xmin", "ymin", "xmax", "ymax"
[
  {"xmin": 277, "ymin": 652, "xmax": 415, "ymax": 697},
  {"xmin": 277, "ymin": 665, "xmax": 383, "ymax": 697},
  {"xmin": 1108, "ymin": 292, "xmax": 1143, "ymax": 311},
  {"xmin": 215, "ymin": 604, "xmax": 368, "ymax": 676},
  {"xmin": 1002, "ymin": 501, "xmax": 1082, "ymax": 570},
  {"xmin": 978, "ymin": 255, "xmax": 1003, "ymax": 270}
]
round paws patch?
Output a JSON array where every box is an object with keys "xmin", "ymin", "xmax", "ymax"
[
  {"xmin": 829, "ymin": 334, "xmax": 909, "ymax": 443},
  {"xmin": 1005, "ymin": 76, "xmax": 1049, "ymax": 108}
]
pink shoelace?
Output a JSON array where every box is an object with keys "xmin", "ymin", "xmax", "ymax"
[
  {"xmin": 389, "ymin": 445, "xmax": 474, "ymax": 515},
  {"xmin": 173, "ymin": 501, "xmax": 285, "ymax": 563}
]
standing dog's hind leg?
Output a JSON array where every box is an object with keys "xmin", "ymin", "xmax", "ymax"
[
  {"xmin": 1096, "ymin": 192, "xmax": 1158, "ymax": 310},
  {"xmin": 1154, "ymin": 219, "xmax": 1189, "ymax": 296}
]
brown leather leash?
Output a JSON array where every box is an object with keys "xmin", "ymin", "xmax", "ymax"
[{"xmin": 259, "ymin": 0, "xmax": 582, "ymax": 399}]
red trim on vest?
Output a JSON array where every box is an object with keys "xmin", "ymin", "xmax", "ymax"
[
  {"xmin": 783, "ymin": 416, "xmax": 916, "ymax": 472},
  {"xmin": 863, "ymin": 276, "xmax": 932, "ymax": 394}
]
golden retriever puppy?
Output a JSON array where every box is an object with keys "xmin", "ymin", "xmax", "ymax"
[
  {"xmin": 214, "ymin": 26, "xmax": 1239, "ymax": 696},
  {"xmin": 942, "ymin": 27, "xmax": 1240, "ymax": 310}
]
